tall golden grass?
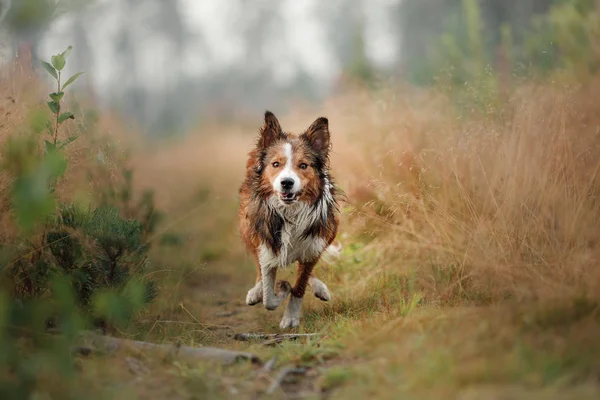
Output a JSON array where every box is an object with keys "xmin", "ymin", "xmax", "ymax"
[
  {"xmin": 133, "ymin": 78, "xmax": 600, "ymax": 307},
  {"xmin": 325, "ymin": 80, "xmax": 600, "ymax": 305}
]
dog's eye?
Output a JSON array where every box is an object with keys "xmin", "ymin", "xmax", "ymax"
[
  {"xmin": 299, "ymin": 163, "xmax": 308, "ymax": 170},
  {"xmin": 272, "ymin": 162, "xmax": 280, "ymax": 168}
]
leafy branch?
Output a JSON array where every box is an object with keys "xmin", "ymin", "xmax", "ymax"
[{"xmin": 40, "ymin": 45, "xmax": 84, "ymax": 150}]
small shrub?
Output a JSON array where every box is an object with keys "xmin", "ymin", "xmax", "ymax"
[
  {"xmin": 0, "ymin": 46, "xmax": 162, "ymax": 398},
  {"xmin": 3, "ymin": 47, "xmax": 159, "ymax": 325}
]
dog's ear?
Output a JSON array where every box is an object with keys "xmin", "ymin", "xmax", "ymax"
[
  {"xmin": 302, "ymin": 117, "xmax": 330, "ymax": 156},
  {"xmin": 259, "ymin": 111, "xmax": 284, "ymax": 148}
]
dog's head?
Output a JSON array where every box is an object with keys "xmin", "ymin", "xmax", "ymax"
[{"xmin": 253, "ymin": 111, "xmax": 331, "ymax": 207}]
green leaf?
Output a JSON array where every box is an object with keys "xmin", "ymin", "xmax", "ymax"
[
  {"xmin": 45, "ymin": 140, "xmax": 57, "ymax": 153},
  {"xmin": 41, "ymin": 61, "xmax": 58, "ymax": 80},
  {"xmin": 13, "ymin": 174, "xmax": 56, "ymax": 232},
  {"xmin": 28, "ymin": 109, "xmax": 49, "ymax": 134},
  {"xmin": 11, "ymin": 147, "xmax": 67, "ymax": 231},
  {"xmin": 58, "ymin": 112, "xmax": 75, "ymax": 124},
  {"xmin": 123, "ymin": 281, "xmax": 147, "ymax": 310},
  {"xmin": 47, "ymin": 101, "xmax": 60, "ymax": 114},
  {"xmin": 49, "ymin": 92, "xmax": 64, "ymax": 102},
  {"xmin": 62, "ymin": 72, "xmax": 84, "ymax": 90},
  {"xmin": 92, "ymin": 290, "xmax": 129, "ymax": 327},
  {"xmin": 50, "ymin": 275, "xmax": 82, "ymax": 341},
  {"xmin": 51, "ymin": 54, "xmax": 66, "ymax": 71},
  {"xmin": 61, "ymin": 46, "xmax": 73, "ymax": 59},
  {"xmin": 44, "ymin": 146, "xmax": 68, "ymax": 179},
  {"xmin": 45, "ymin": 120, "xmax": 55, "ymax": 136},
  {"xmin": 58, "ymin": 135, "xmax": 79, "ymax": 149}
]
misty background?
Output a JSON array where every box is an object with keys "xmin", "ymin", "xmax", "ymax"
[{"xmin": 0, "ymin": 0, "xmax": 562, "ymax": 136}]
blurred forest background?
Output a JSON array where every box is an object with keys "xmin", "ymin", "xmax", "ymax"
[{"xmin": 2, "ymin": 0, "xmax": 596, "ymax": 135}]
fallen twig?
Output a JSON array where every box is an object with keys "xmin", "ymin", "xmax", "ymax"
[
  {"xmin": 138, "ymin": 320, "xmax": 199, "ymax": 325},
  {"xmin": 266, "ymin": 366, "xmax": 309, "ymax": 395},
  {"xmin": 80, "ymin": 331, "xmax": 261, "ymax": 365},
  {"xmin": 260, "ymin": 337, "xmax": 290, "ymax": 346},
  {"xmin": 233, "ymin": 332, "xmax": 321, "ymax": 344},
  {"xmin": 138, "ymin": 319, "xmax": 232, "ymax": 329}
]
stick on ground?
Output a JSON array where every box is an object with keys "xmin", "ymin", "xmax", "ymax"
[
  {"xmin": 80, "ymin": 331, "xmax": 262, "ymax": 365},
  {"xmin": 233, "ymin": 333, "xmax": 321, "ymax": 343}
]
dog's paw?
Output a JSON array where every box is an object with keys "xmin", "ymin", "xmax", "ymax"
[
  {"xmin": 279, "ymin": 315, "xmax": 300, "ymax": 329},
  {"xmin": 280, "ymin": 296, "xmax": 302, "ymax": 329},
  {"xmin": 276, "ymin": 280, "xmax": 292, "ymax": 296},
  {"xmin": 245, "ymin": 282, "xmax": 263, "ymax": 306},
  {"xmin": 263, "ymin": 281, "xmax": 291, "ymax": 311},
  {"xmin": 309, "ymin": 277, "xmax": 331, "ymax": 302}
]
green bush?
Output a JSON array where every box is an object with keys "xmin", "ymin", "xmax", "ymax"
[{"xmin": 0, "ymin": 47, "xmax": 161, "ymax": 398}]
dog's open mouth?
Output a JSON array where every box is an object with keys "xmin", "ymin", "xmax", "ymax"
[{"xmin": 280, "ymin": 192, "xmax": 298, "ymax": 204}]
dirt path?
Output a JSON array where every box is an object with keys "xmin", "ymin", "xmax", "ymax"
[{"xmin": 139, "ymin": 248, "xmax": 338, "ymax": 398}]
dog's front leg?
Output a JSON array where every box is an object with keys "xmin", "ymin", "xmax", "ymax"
[
  {"xmin": 261, "ymin": 265, "xmax": 291, "ymax": 311},
  {"xmin": 246, "ymin": 255, "xmax": 264, "ymax": 306},
  {"xmin": 245, "ymin": 280, "xmax": 263, "ymax": 306},
  {"xmin": 280, "ymin": 260, "xmax": 317, "ymax": 329}
]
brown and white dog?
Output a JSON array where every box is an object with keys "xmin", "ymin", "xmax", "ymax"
[{"xmin": 238, "ymin": 111, "xmax": 342, "ymax": 329}]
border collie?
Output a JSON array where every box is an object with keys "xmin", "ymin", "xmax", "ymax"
[{"xmin": 238, "ymin": 111, "xmax": 342, "ymax": 329}]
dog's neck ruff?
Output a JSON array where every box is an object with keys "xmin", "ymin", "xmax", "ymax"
[{"xmin": 258, "ymin": 178, "xmax": 335, "ymax": 269}]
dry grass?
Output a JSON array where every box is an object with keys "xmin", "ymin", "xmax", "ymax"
[
  {"xmin": 328, "ymin": 80, "xmax": 600, "ymax": 305},
  {"xmin": 106, "ymin": 77, "xmax": 600, "ymax": 397},
  {"xmin": 301, "ymin": 79, "xmax": 600, "ymax": 397},
  {"xmin": 3, "ymin": 60, "xmax": 600, "ymax": 398}
]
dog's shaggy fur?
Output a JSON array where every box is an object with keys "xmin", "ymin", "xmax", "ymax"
[{"xmin": 238, "ymin": 111, "xmax": 341, "ymax": 329}]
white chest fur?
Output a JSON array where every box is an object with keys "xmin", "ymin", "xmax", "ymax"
[{"xmin": 258, "ymin": 197, "xmax": 327, "ymax": 270}]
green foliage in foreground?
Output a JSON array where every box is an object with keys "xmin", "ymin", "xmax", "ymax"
[{"xmin": 0, "ymin": 46, "xmax": 162, "ymax": 399}]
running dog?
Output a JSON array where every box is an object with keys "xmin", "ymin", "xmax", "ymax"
[{"xmin": 238, "ymin": 111, "xmax": 341, "ymax": 329}]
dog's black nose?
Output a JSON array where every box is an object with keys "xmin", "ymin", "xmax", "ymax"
[{"xmin": 281, "ymin": 178, "xmax": 294, "ymax": 191}]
